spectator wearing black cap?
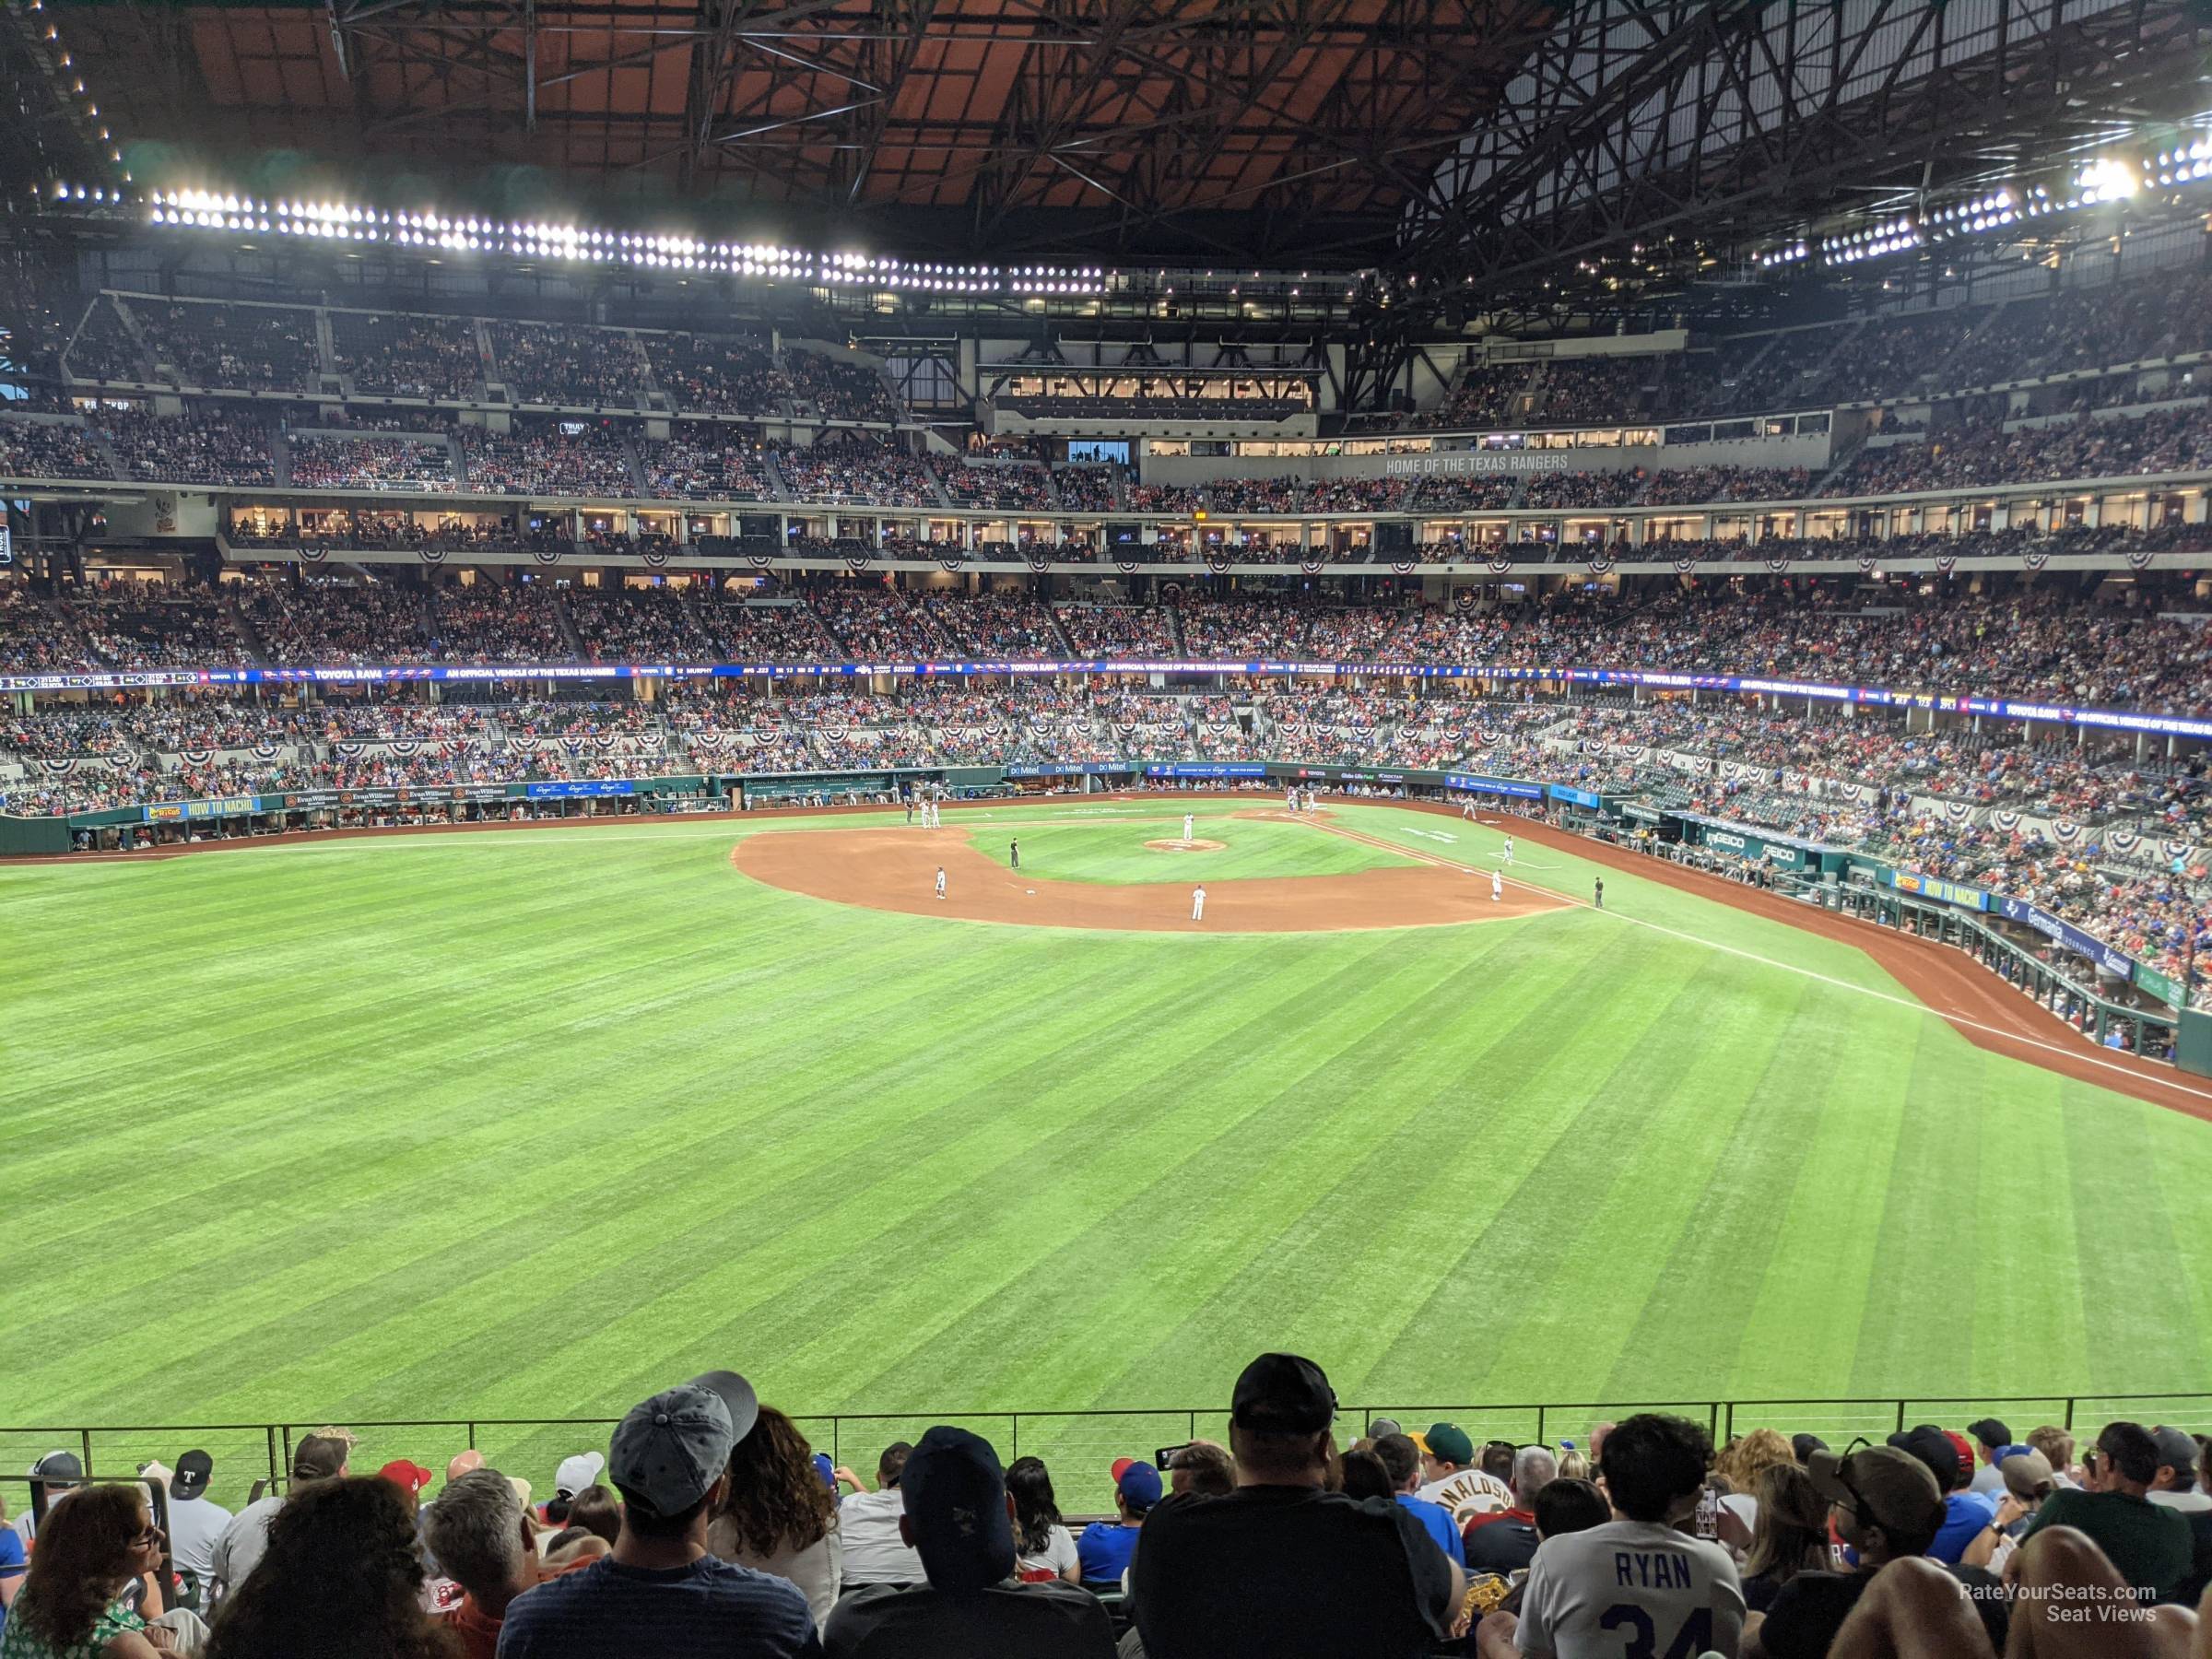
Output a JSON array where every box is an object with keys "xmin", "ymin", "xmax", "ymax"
[
  {"xmin": 820, "ymin": 1427, "xmax": 1112, "ymax": 1659},
  {"xmin": 164, "ymin": 1452, "xmax": 230, "ymax": 1596},
  {"xmin": 1738, "ymin": 1444, "xmax": 1945, "ymax": 1659},
  {"xmin": 1884, "ymin": 1425, "xmax": 1995, "ymax": 1564},
  {"xmin": 833, "ymin": 1446, "xmax": 923, "ymax": 1590},
  {"xmin": 1504, "ymin": 1413, "xmax": 1743, "ymax": 1659},
  {"xmin": 1130, "ymin": 1351, "xmax": 1460, "ymax": 1659},
  {"xmin": 10, "ymin": 1455, "xmax": 82, "ymax": 1550},
  {"xmin": 1964, "ymin": 1418, "xmax": 2013, "ymax": 1496},
  {"xmin": 1075, "ymin": 1461, "xmax": 1159, "ymax": 1588},
  {"xmin": 2146, "ymin": 1427, "xmax": 2212, "ymax": 1605},
  {"xmin": 209, "ymin": 1433, "xmax": 351, "ymax": 1606},
  {"xmin": 495, "ymin": 1371, "xmax": 820, "ymax": 1659},
  {"xmin": 2016, "ymin": 1422, "xmax": 2193, "ymax": 1601}
]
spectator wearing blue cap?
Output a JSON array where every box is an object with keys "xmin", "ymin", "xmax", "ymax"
[
  {"xmin": 821, "ymin": 1427, "xmax": 1112, "ymax": 1659},
  {"xmin": 495, "ymin": 1371, "xmax": 821, "ymax": 1659},
  {"xmin": 1076, "ymin": 1461, "xmax": 1159, "ymax": 1587}
]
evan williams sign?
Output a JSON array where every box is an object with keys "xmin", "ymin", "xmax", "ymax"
[{"xmin": 1382, "ymin": 453, "xmax": 1578, "ymax": 477}]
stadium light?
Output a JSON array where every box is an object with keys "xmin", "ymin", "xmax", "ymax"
[{"xmin": 2078, "ymin": 156, "xmax": 2141, "ymax": 203}]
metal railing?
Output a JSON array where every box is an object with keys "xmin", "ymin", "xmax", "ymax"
[{"xmin": 7, "ymin": 1393, "xmax": 2208, "ymax": 1514}]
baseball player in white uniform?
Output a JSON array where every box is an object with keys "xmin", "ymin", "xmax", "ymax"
[
  {"xmin": 935, "ymin": 866, "xmax": 947, "ymax": 900},
  {"xmin": 1502, "ymin": 835, "xmax": 1514, "ymax": 865},
  {"xmin": 1191, "ymin": 885, "xmax": 1206, "ymax": 922},
  {"xmin": 1490, "ymin": 869, "xmax": 1502, "ymax": 902},
  {"xmin": 1462, "ymin": 796, "xmax": 1477, "ymax": 821},
  {"xmin": 1183, "ymin": 813, "xmax": 1195, "ymax": 842}
]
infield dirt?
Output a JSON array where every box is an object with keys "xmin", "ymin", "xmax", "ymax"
[{"xmin": 734, "ymin": 824, "xmax": 1568, "ymax": 933}]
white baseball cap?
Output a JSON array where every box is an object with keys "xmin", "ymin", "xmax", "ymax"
[{"xmin": 554, "ymin": 1452, "xmax": 606, "ymax": 1499}]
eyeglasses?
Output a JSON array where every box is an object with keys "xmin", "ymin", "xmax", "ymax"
[{"xmin": 132, "ymin": 1525, "xmax": 166, "ymax": 1547}]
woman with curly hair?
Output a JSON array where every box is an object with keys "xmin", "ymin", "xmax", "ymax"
[
  {"xmin": 1006, "ymin": 1458, "xmax": 1079, "ymax": 1585},
  {"xmin": 707, "ymin": 1406, "xmax": 840, "ymax": 1631},
  {"xmin": 205, "ymin": 1478, "xmax": 457, "ymax": 1659},
  {"xmin": 0, "ymin": 1485, "xmax": 166, "ymax": 1659}
]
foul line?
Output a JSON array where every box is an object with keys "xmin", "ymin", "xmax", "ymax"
[{"xmin": 1302, "ymin": 817, "xmax": 2212, "ymax": 1109}]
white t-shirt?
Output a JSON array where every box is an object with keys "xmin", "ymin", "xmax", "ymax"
[
  {"xmin": 1416, "ymin": 1468, "xmax": 1513, "ymax": 1529},
  {"xmin": 1016, "ymin": 1524, "xmax": 1080, "ymax": 1583},
  {"xmin": 165, "ymin": 1495, "xmax": 234, "ymax": 1581},
  {"xmin": 838, "ymin": 1486, "xmax": 925, "ymax": 1584},
  {"xmin": 707, "ymin": 1516, "xmax": 842, "ymax": 1633},
  {"xmin": 1515, "ymin": 1519, "xmax": 1745, "ymax": 1659}
]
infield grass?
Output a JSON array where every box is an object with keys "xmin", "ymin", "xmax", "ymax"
[
  {"xmin": 965, "ymin": 805, "xmax": 1416, "ymax": 883},
  {"xmin": 6, "ymin": 797, "xmax": 2211, "ymax": 1508}
]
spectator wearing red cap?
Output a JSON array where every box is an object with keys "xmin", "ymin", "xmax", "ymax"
[
  {"xmin": 1076, "ymin": 1461, "xmax": 1158, "ymax": 1587},
  {"xmin": 380, "ymin": 1463, "xmax": 434, "ymax": 1511}
]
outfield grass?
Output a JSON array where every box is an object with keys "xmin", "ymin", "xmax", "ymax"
[
  {"xmin": 962, "ymin": 804, "xmax": 1416, "ymax": 884},
  {"xmin": 6, "ymin": 799, "xmax": 2211, "ymax": 1507}
]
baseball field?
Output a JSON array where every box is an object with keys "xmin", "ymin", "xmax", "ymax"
[{"xmin": 6, "ymin": 795, "xmax": 2211, "ymax": 1506}]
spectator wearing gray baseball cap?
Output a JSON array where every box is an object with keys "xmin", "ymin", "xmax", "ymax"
[{"xmin": 495, "ymin": 1371, "xmax": 821, "ymax": 1659}]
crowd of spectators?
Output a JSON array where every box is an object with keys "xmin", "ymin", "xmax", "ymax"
[
  {"xmin": 1825, "ymin": 406, "xmax": 2212, "ymax": 496},
  {"xmin": 489, "ymin": 323, "xmax": 650, "ymax": 406},
  {"xmin": 0, "ymin": 417, "xmax": 111, "ymax": 478},
  {"xmin": 73, "ymin": 579, "xmax": 240, "ymax": 668},
  {"xmin": 331, "ymin": 311, "xmax": 484, "ymax": 400},
  {"xmin": 1523, "ymin": 470, "xmax": 1645, "ymax": 511},
  {"xmin": 1418, "ymin": 361, "xmax": 1533, "ymax": 429},
  {"xmin": 782, "ymin": 347, "xmax": 899, "ymax": 422},
  {"xmin": 641, "ymin": 331, "xmax": 783, "ymax": 416},
  {"xmin": 1052, "ymin": 465, "xmax": 1124, "ymax": 512},
  {"xmin": 1053, "ymin": 602, "xmax": 1181, "ymax": 656},
  {"xmin": 232, "ymin": 578, "xmax": 431, "ymax": 665},
  {"xmin": 139, "ymin": 299, "xmax": 322, "ymax": 391},
  {"xmin": 913, "ymin": 590, "xmax": 1065, "ymax": 655},
  {"xmin": 427, "ymin": 582, "xmax": 570, "ymax": 664},
  {"xmin": 98, "ymin": 406, "xmax": 276, "ymax": 485},
  {"xmin": 1404, "ymin": 474, "xmax": 1522, "ymax": 512},
  {"xmin": 563, "ymin": 584, "xmax": 712, "ymax": 664},
  {"xmin": 809, "ymin": 585, "xmax": 953, "ymax": 658},
  {"xmin": 934, "ymin": 461, "xmax": 1055, "ymax": 512},
  {"xmin": 635, "ymin": 426, "xmax": 773, "ymax": 500},
  {"xmin": 461, "ymin": 423, "xmax": 637, "ymax": 497},
  {"xmin": 1641, "ymin": 465, "xmax": 1814, "ymax": 507},
  {"xmin": 287, "ymin": 431, "xmax": 456, "ymax": 492},
  {"xmin": 62, "ymin": 293, "xmax": 147, "ymax": 382},
  {"xmin": 773, "ymin": 440, "xmax": 938, "ymax": 509}
]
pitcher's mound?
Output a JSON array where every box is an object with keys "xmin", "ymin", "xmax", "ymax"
[{"xmin": 1145, "ymin": 838, "xmax": 1226, "ymax": 853}]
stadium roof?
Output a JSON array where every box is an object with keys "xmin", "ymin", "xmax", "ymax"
[{"xmin": 34, "ymin": 0, "xmax": 1554, "ymax": 265}]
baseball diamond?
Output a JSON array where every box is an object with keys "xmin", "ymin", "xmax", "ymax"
[{"xmin": 16, "ymin": 9, "xmax": 2212, "ymax": 1644}]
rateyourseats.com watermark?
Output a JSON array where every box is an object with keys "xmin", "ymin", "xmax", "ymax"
[{"xmin": 1966, "ymin": 1582, "xmax": 2161, "ymax": 1623}]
